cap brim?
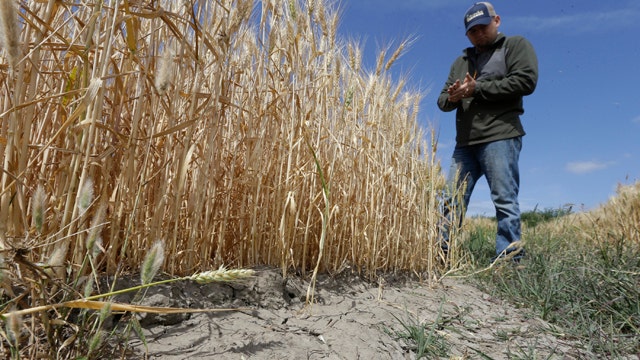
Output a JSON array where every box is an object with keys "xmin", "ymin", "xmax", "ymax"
[{"xmin": 465, "ymin": 17, "xmax": 492, "ymax": 32}]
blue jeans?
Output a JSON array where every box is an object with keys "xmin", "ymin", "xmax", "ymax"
[{"xmin": 440, "ymin": 137, "xmax": 523, "ymax": 258}]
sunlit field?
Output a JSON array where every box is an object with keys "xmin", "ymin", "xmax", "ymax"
[
  {"xmin": 1, "ymin": 0, "xmax": 444, "ymax": 357},
  {"xmin": 462, "ymin": 182, "xmax": 640, "ymax": 357},
  {"xmin": 1, "ymin": 0, "xmax": 442, "ymax": 279},
  {"xmin": 1, "ymin": 0, "xmax": 638, "ymax": 358}
]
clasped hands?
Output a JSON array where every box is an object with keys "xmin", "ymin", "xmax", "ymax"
[{"xmin": 447, "ymin": 72, "xmax": 476, "ymax": 103}]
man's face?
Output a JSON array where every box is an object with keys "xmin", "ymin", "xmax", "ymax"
[{"xmin": 466, "ymin": 16, "xmax": 500, "ymax": 49}]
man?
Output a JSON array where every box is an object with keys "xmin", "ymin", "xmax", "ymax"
[{"xmin": 437, "ymin": 2, "xmax": 538, "ymax": 262}]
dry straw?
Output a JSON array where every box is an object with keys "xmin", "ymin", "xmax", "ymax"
[
  {"xmin": 0, "ymin": 265, "xmax": 255, "ymax": 320},
  {"xmin": 1, "ymin": 0, "xmax": 444, "ymax": 282},
  {"xmin": 0, "ymin": 0, "xmax": 20, "ymax": 70},
  {"xmin": 558, "ymin": 182, "xmax": 640, "ymax": 246}
]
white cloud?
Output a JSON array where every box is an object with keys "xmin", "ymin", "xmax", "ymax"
[
  {"xmin": 565, "ymin": 161, "xmax": 612, "ymax": 174},
  {"xmin": 632, "ymin": 115, "xmax": 640, "ymax": 124},
  {"xmin": 511, "ymin": 6, "xmax": 640, "ymax": 34}
]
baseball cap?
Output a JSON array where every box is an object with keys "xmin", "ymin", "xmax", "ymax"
[{"xmin": 464, "ymin": 2, "xmax": 496, "ymax": 32}]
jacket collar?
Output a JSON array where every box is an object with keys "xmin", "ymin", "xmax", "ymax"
[{"xmin": 464, "ymin": 33, "xmax": 506, "ymax": 58}]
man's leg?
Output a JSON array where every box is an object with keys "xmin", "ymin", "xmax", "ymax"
[
  {"xmin": 440, "ymin": 146, "xmax": 481, "ymax": 252},
  {"xmin": 479, "ymin": 137, "xmax": 524, "ymax": 260}
]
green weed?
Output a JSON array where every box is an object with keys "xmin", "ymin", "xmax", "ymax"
[
  {"xmin": 386, "ymin": 301, "xmax": 449, "ymax": 359},
  {"xmin": 467, "ymin": 207, "xmax": 640, "ymax": 357}
]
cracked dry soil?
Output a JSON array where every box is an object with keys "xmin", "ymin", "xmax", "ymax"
[{"xmin": 118, "ymin": 266, "xmax": 591, "ymax": 359}]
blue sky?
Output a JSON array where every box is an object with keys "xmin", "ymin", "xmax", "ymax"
[{"xmin": 338, "ymin": 0, "xmax": 640, "ymax": 215}]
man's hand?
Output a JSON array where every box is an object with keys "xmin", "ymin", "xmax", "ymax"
[{"xmin": 447, "ymin": 73, "xmax": 476, "ymax": 103}]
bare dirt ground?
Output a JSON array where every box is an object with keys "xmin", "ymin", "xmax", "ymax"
[{"xmin": 124, "ymin": 266, "xmax": 593, "ymax": 359}]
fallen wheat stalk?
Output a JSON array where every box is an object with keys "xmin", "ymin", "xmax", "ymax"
[{"xmin": 0, "ymin": 265, "xmax": 255, "ymax": 319}]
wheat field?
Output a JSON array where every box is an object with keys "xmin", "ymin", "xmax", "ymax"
[
  {"xmin": 2, "ymin": 2, "xmax": 639, "ymax": 358},
  {"xmin": 0, "ymin": 0, "xmax": 445, "ymax": 281}
]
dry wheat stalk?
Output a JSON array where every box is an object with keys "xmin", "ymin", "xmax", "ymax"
[
  {"xmin": 1, "ymin": 0, "xmax": 445, "ymax": 282},
  {"xmin": 0, "ymin": 0, "xmax": 20, "ymax": 70}
]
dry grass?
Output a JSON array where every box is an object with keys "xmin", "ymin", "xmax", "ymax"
[
  {"xmin": 573, "ymin": 182, "xmax": 640, "ymax": 248},
  {"xmin": 532, "ymin": 181, "xmax": 640, "ymax": 250},
  {"xmin": 464, "ymin": 182, "xmax": 640, "ymax": 357},
  {"xmin": 0, "ymin": 2, "xmax": 447, "ymax": 356},
  {"xmin": 0, "ymin": 0, "xmax": 443, "ymax": 283}
]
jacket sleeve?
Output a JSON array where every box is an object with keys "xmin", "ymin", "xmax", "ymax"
[
  {"xmin": 437, "ymin": 60, "xmax": 462, "ymax": 112},
  {"xmin": 474, "ymin": 36, "xmax": 538, "ymax": 101}
]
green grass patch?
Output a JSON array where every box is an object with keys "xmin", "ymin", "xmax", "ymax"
[
  {"xmin": 385, "ymin": 301, "xmax": 449, "ymax": 359},
  {"xmin": 465, "ymin": 209, "xmax": 640, "ymax": 357}
]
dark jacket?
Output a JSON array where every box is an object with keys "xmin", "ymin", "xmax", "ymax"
[{"xmin": 437, "ymin": 33, "xmax": 538, "ymax": 147}]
